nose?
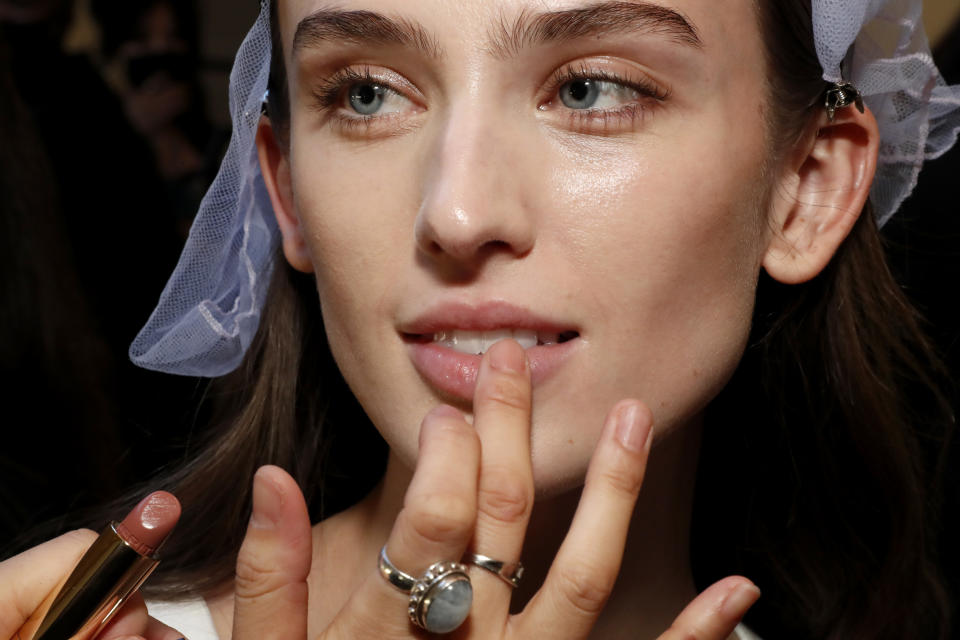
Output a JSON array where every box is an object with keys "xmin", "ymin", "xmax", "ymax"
[{"xmin": 415, "ymin": 108, "xmax": 536, "ymax": 271}]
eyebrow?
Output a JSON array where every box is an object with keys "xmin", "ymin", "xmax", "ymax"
[
  {"xmin": 293, "ymin": 8, "xmax": 443, "ymax": 58},
  {"xmin": 292, "ymin": 1, "xmax": 701, "ymax": 61},
  {"xmin": 490, "ymin": 1, "xmax": 703, "ymax": 58}
]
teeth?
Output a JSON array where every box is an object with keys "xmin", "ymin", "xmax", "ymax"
[
  {"xmin": 434, "ymin": 329, "xmax": 565, "ymax": 355},
  {"xmin": 513, "ymin": 329, "xmax": 537, "ymax": 349},
  {"xmin": 457, "ymin": 332, "xmax": 483, "ymax": 356}
]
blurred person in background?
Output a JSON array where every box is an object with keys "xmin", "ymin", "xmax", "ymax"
[
  {"xmin": 94, "ymin": 0, "xmax": 227, "ymax": 238},
  {"xmin": 0, "ymin": 0, "xmax": 204, "ymax": 553}
]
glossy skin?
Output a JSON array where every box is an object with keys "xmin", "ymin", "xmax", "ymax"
[
  {"xmin": 1, "ymin": 0, "xmax": 878, "ymax": 638},
  {"xmin": 270, "ymin": 0, "xmax": 776, "ymax": 494},
  {"xmin": 251, "ymin": 2, "xmax": 876, "ymax": 633}
]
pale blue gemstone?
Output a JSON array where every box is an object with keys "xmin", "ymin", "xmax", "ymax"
[{"xmin": 423, "ymin": 578, "xmax": 473, "ymax": 633}]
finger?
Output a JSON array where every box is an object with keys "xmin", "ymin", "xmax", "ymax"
[
  {"xmin": 515, "ymin": 400, "xmax": 652, "ymax": 639},
  {"xmin": 232, "ymin": 465, "xmax": 313, "ymax": 640},
  {"xmin": 469, "ymin": 340, "xmax": 534, "ymax": 622},
  {"xmin": 0, "ymin": 529, "xmax": 98, "ymax": 639},
  {"xmin": 658, "ymin": 577, "xmax": 761, "ymax": 640},
  {"xmin": 98, "ymin": 594, "xmax": 185, "ymax": 640},
  {"xmin": 325, "ymin": 405, "xmax": 480, "ymax": 639}
]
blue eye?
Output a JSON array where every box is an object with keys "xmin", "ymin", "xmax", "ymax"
[
  {"xmin": 556, "ymin": 77, "xmax": 644, "ymax": 112},
  {"xmin": 348, "ymin": 83, "xmax": 389, "ymax": 115},
  {"xmin": 560, "ymin": 79, "xmax": 600, "ymax": 109}
]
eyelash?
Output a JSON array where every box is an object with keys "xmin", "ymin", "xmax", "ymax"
[
  {"xmin": 310, "ymin": 66, "xmax": 411, "ymax": 134},
  {"xmin": 309, "ymin": 63, "xmax": 670, "ymax": 135},
  {"xmin": 543, "ymin": 63, "xmax": 670, "ymax": 133}
]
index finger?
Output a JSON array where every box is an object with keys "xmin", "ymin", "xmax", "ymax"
[
  {"xmin": 97, "ymin": 593, "xmax": 185, "ymax": 640},
  {"xmin": 469, "ymin": 340, "xmax": 535, "ymax": 623},
  {"xmin": 0, "ymin": 529, "xmax": 98, "ymax": 640}
]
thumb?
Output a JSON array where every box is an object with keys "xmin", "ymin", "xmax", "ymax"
[
  {"xmin": 0, "ymin": 529, "xmax": 98, "ymax": 640},
  {"xmin": 232, "ymin": 465, "xmax": 313, "ymax": 640}
]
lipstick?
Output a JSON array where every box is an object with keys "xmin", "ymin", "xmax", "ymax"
[{"xmin": 16, "ymin": 491, "xmax": 181, "ymax": 640}]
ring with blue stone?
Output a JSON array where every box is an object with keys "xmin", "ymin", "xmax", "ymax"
[{"xmin": 378, "ymin": 546, "xmax": 473, "ymax": 634}]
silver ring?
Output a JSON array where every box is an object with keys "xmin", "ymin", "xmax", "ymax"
[
  {"xmin": 378, "ymin": 546, "xmax": 473, "ymax": 634},
  {"xmin": 464, "ymin": 552, "xmax": 524, "ymax": 588}
]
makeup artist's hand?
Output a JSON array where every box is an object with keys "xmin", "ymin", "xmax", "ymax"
[
  {"xmin": 0, "ymin": 530, "xmax": 184, "ymax": 640},
  {"xmin": 231, "ymin": 339, "xmax": 759, "ymax": 640}
]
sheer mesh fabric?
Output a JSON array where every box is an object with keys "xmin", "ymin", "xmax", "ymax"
[
  {"xmin": 129, "ymin": 0, "xmax": 275, "ymax": 376},
  {"xmin": 814, "ymin": 0, "xmax": 960, "ymax": 224},
  {"xmin": 130, "ymin": 0, "xmax": 960, "ymax": 376}
]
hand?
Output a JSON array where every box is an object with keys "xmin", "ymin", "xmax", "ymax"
[
  {"xmin": 1, "ymin": 530, "xmax": 185, "ymax": 640},
  {"xmin": 232, "ymin": 339, "xmax": 760, "ymax": 639}
]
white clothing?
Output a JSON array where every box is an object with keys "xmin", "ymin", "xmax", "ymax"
[
  {"xmin": 147, "ymin": 596, "xmax": 762, "ymax": 639},
  {"xmin": 147, "ymin": 597, "xmax": 220, "ymax": 640}
]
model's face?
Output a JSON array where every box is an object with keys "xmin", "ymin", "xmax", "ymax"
[{"xmin": 274, "ymin": 0, "xmax": 775, "ymax": 492}]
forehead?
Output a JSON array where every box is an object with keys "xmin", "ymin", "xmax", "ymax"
[{"xmin": 275, "ymin": 0, "xmax": 762, "ymax": 62}]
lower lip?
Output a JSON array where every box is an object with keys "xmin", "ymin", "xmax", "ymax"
[{"xmin": 406, "ymin": 338, "xmax": 580, "ymax": 402}]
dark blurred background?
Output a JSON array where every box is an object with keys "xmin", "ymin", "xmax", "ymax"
[
  {"xmin": 0, "ymin": 0, "xmax": 255, "ymax": 550},
  {"xmin": 0, "ymin": 2, "xmax": 958, "ymax": 627}
]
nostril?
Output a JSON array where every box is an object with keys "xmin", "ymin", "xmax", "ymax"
[
  {"xmin": 414, "ymin": 204, "xmax": 535, "ymax": 263},
  {"xmin": 478, "ymin": 239, "xmax": 512, "ymax": 254}
]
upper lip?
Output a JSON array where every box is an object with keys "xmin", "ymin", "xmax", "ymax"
[{"xmin": 399, "ymin": 300, "xmax": 579, "ymax": 336}]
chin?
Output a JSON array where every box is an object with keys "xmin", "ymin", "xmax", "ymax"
[
  {"xmin": 531, "ymin": 469, "xmax": 589, "ymax": 501},
  {"xmin": 527, "ymin": 421, "xmax": 596, "ymax": 500}
]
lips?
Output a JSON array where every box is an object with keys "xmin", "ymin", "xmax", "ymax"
[{"xmin": 400, "ymin": 302, "xmax": 581, "ymax": 401}]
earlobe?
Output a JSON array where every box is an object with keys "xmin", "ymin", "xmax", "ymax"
[
  {"xmin": 762, "ymin": 103, "xmax": 879, "ymax": 284},
  {"xmin": 256, "ymin": 117, "xmax": 314, "ymax": 274}
]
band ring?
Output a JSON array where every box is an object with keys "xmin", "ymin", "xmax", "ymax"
[
  {"xmin": 378, "ymin": 546, "xmax": 473, "ymax": 634},
  {"xmin": 464, "ymin": 552, "xmax": 525, "ymax": 588}
]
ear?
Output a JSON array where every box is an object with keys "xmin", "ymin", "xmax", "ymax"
[
  {"xmin": 256, "ymin": 117, "xmax": 314, "ymax": 273},
  {"xmin": 762, "ymin": 103, "xmax": 879, "ymax": 284}
]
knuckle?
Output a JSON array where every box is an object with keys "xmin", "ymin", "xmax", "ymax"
[
  {"xmin": 62, "ymin": 528, "xmax": 98, "ymax": 548},
  {"xmin": 234, "ymin": 581, "xmax": 309, "ymax": 617},
  {"xmin": 482, "ymin": 377, "xmax": 530, "ymax": 412},
  {"xmin": 593, "ymin": 458, "xmax": 644, "ymax": 497},
  {"xmin": 477, "ymin": 467, "xmax": 531, "ymax": 524},
  {"xmin": 666, "ymin": 621, "xmax": 703, "ymax": 640},
  {"xmin": 405, "ymin": 493, "xmax": 475, "ymax": 544},
  {"xmin": 555, "ymin": 561, "xmax": 617, "ymax": 617},
  {"xmin": 421, "ymin": 416, "xmax": 479, "ymax": 453},
  {"xmin": 234, "ymin": 552, "xmax": 286, "ymax": 599}
]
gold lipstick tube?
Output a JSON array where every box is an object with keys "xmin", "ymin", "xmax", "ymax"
[{"xmin": 19, "ymin": 522, "xmax": 159, "ymax": 640}]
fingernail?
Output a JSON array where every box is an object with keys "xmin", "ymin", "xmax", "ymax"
[
  {"xmin": 428, "ymin": 404, "xmax": 463, "ymax": 421},
  {"xmin": 614, "ymin": 402, "xmax": 652, "ymax": 453},
  {"xmin": 721, "ymin": 582, "xmax": 761, "ymax": 618},
  {"xmin": 489, "ymin": 340, "xmax": 525, "ymax": 373},
  {"xmin": 250, "ymin": 467, "xmax": 284, "ymax": 529}
]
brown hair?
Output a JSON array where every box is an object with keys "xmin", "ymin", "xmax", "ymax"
[
  {"xmin": 691, "ymin": 2, "xmax": 954, "ymax": 638},
  {"xmin": 122, "ymin": 1, "xmax": 952, "ymax": 637}
]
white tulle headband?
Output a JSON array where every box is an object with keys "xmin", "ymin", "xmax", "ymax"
[{"xmin": 129, "ymin": 0, "xmax": 960, "ymax": 377}]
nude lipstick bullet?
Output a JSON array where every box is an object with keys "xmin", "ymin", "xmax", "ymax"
[{"xmin": 16, "ymin": 491, "xmax": 181, "ymax": 640}]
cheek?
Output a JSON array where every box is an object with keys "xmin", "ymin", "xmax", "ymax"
[
  {"xmin": 286, "ymin": 145, "xmax": 410, "ymax": 398},
  {"xmin": 291, "ymin": 146, "xmax": 407, "ymax": 308},
  {"xmin": 536, "ymin": 119, "xmax": 767, "ymax": 429}
]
